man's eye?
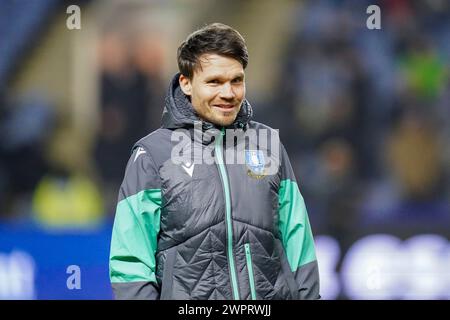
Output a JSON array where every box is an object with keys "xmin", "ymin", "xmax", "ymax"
[
  {"xmin": 232, "ymin": 78, "xmax": 243, "ymax": 83},
  {"xmin": 208, "ymin": 80, "xmax": 220, "ymax": 84}
]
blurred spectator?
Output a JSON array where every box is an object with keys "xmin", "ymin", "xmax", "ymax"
[
  {"xmin": 362, "ymin": 110, "xmax": 449, "ymax": 227},
  {"xmin": 387, "ymin": 112, "xmax": 443, "ymax": 201},
  {"xmin": 0, "ymin": 93, "xmax": 54, "ymax": 222},
  {"xmin": 93, "ymin": 30, "xmax": 164, "ymax": 216},
  {"xmin": 32, "ymin": 127, "xmax": 104, "ymax": 229},
  {"xmin": 32, "ymin": 170, "xmax": 104, "ymax": 229},
  {"xmin": 398, "ymin": 35, "xmax": 447, "ymax": 101},
  {"xmin": 307, "ymin": 138, "xmax": 363, "ymax": 248}
]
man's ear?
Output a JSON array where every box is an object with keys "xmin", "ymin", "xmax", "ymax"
[{"xmin": 179, "ymin": 74, "xmax": 192, "ymax": 96}]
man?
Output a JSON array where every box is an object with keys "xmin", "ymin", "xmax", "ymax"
[{"xmin": 109, "ymin": 23, "xmax": 320, "ymax": 300}]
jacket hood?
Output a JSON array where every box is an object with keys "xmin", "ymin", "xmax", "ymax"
[{"xmin": 161, "ymin": 73, "xmax": 253, "ymax": 130}]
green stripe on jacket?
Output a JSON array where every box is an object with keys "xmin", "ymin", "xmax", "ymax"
[
  {"xmin": 278, "ymin": 179, "xmax": 316, "ymax": 272},
  {"xmin": 110, "ymin": 189, "xmax": 161, "ymax": 283}
]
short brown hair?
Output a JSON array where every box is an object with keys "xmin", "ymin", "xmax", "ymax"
[{"xmin": 177, "ymin": 23, "xmax": 248, "ymax": 79}]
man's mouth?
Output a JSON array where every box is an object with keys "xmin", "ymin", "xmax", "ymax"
[{"xmin": 213, "ymin": 104, "xmax": 235, "ymax": 110}]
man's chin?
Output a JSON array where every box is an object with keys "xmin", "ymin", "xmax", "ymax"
[
  {"xmin": 213, "ymin": 117, "xmax": 237, "ymax": 127},
  {"xmin": 205, "ymin": 114, "xmax": 237, "ymax": 127}
]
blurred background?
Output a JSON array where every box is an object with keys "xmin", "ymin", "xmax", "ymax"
[{"xmin": 0, "ymin": 0, "xmax": 449, "ymax": 299}]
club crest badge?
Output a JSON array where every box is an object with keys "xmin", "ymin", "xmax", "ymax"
[{"xmin": 245, "ymin": 150, "xmax": 266, "ymax": 179}]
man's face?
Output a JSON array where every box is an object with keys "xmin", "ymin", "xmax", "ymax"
[{"xmin": 179, "ymin": 54, "xmax": 246, "ymax": 127}]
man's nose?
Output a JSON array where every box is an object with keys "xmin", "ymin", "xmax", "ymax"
[{"xmin": 219, "ymin": 82, "xmax": 235, "ymax": 99}]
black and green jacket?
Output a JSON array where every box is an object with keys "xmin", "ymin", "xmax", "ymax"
[{"xmin": 109, "ymin": 74, "xmax": 320, "ymax": 300}]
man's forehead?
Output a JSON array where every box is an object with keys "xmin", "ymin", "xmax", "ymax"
[{"xmin": 194, "ymin": 53, "xmax": 244, "ymax": 77}]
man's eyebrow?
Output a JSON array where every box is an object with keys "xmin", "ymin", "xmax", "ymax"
[{"xmin": 233, "ymin": 73, "xmax": 245, "ymax": 79}]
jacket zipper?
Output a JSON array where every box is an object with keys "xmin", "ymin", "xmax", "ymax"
[
  {"xmin": 215, "ymin": 127, "xmax": 240, "ymax": 300},
  {"xmin": 244, "ymin": 243, "xmax": 257, "ymax": 300}
]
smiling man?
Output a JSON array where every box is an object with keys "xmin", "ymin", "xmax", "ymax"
[
  {"xmin": 178, "ymin": 53, "xmax": 245, "ymax": 126},
  {"xmin": 109, "ymin": 23, "xmax": 320, "ymax": 300}
]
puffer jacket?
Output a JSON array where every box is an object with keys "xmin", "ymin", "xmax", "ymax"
[{"xmin": 109, "ymin": 73, "xmax": 320, "ymax": 300}]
